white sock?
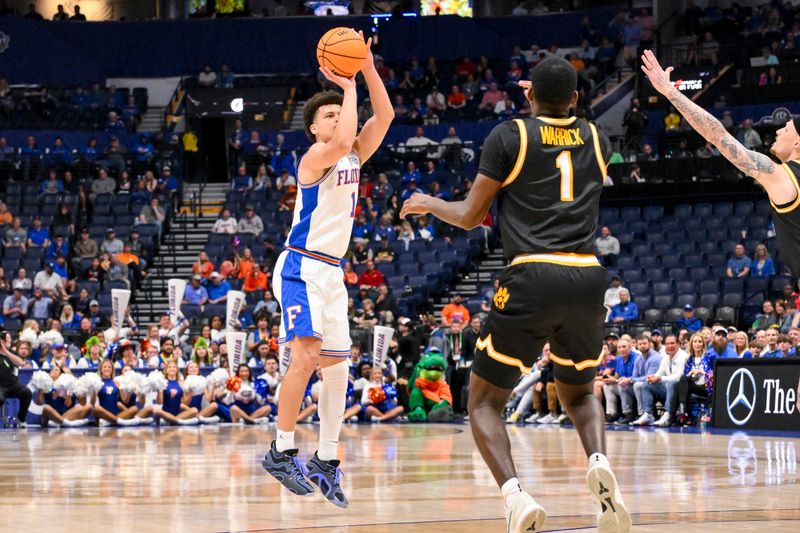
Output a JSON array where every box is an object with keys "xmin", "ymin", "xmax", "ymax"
[
  {"xmin": 589, "ymin": 452, "xmax": 609, "ymax": 467},
  {"xmin": 317, "ymin": 361, "xmax": 348, "ymax": 462},
  {"xmin": 501, "ymin": 477, "xmax": 524, "ymax": 500},
  {"xmin": 276, "ymin": 429, "xmax": 295, "ymax": 453}
]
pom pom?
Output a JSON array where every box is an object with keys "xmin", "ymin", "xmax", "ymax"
[
  {"xmin": 118, "ymin": 373, "xmax": 139, "ymax": 395},
  {"xmin": 253, "ymin": 378, "xmax": 269, "ymax": 399},
  {"xmin": 148, "ymin": 370, "xmax": 168, "ymax": 392},
  {"xmin": 133, "ymin": 373, "xmax": 152, "ymax": 396},
  {"xmin": 53, "ymin": 374, "xmax": 78, "ymax": 395},
  {"xmin": 369, "ymin": 386, "xmax": 387, "ymax": 405},
  {"xmin": 30, "ymin": 371, "xmax": 54, "ymax": 393},
  {"xmin": 183, "ymin": 375, "xmax": 207, "ymax": 396},
  {"xmin": 208, "ymin": 368, "xmax": 230, "ymax": 388},
  {"xmin": 226, "ymin": 376, "xmax": 242, "ymax": 393},
  {"xmin": 39, "ymin": 330, "xmax": 64, "ymax": 347},
  {"xmin": 19, "ymin": 328, "xmax": 39, "ymax": 347},
  {"xmin": 78, "ymin": 373, "xmax": 104, "ymax": 396},
  {"xmin": 73, "ymin": 380, "xmax": 89, "ymax": 399}
]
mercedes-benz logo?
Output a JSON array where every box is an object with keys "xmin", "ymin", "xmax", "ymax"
[{"xmin": 726, "ymin": 368, "xmax": 757, "ymax": 426}]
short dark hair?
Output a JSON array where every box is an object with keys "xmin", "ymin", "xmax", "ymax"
[
  {"xmin": 303, "ymin": 91, "xmax": 344, "ymax": 141},
  {"xmin": 530, "ymin": 57, "xmax": 577, "ymax": 107}
]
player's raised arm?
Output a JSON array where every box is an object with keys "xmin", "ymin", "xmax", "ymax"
[
  {"xmin": 298, "ymin": 67, "xmax": 358, "ymax": 182},
  {"xmin": 640, "ymin": 49, "xmax": 797, "ymax": 205},
  {"xmin": 353, "ymin": 32, "xmax": 395, "ymax": 164},
  {"xmin": 400, "ymin": 174, "xmax": 501, "ymax": 230}
]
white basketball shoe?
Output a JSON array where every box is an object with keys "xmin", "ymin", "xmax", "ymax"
[{"xmin": 586, "ymin": 453, "xmax": 631, "ymax": 533}]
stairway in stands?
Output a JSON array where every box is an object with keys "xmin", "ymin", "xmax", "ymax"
[
  {"xmin": 432, "ymin": 245, "xmax": 505, "ymax": 320},
  {"xmin": 132, "ymin": 182, "xmax": 227, "ymax": 326}
]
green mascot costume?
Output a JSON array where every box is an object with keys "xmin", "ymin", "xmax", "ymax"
[{"xmin": 407, "ymin": 348, "xmax": 454, "ymax": 422}]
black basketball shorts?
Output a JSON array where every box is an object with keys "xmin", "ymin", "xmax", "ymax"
[{"xmin": 472, "ymin": 254, "xmax": 607, "ymax": 388}]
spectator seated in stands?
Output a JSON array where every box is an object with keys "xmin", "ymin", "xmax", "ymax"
[
  {"xmin": 137, "ymin": 197, "xmax": 166, "ymax": 241},
  {"xmin": 629, "ymin": 335, "xmax": 663, "ymax": 425},
  {"xmin": 706, "ymin": 327, "xmax": 737, "ymax": 359},
  {"xmin": 736, "ymin": 119, "xmax": 762, "ymax": 150},
  {"xmin": 595, "ymin": 226, "xmax": 619, "ymax": 267},
  {"xmin": 212, "ymin": 209, "xmax": 238, "ymax": 234},
  {"xmin": 237, "ymin": 205, "xmax": 263, "ymax": 236},
  {"xmin": 11, "ymin": 268, "xmax": 31, "ymax": 292},
  {"xmin": 604, "ymin": 276, "xmax": 625, "ymax": 314},
  {"xmin": 183, "ymin": 274, "xmax": 209, "ymax": 307},
  {"xmin": 3, "ymin": 288, "xmax": 29, "ymax": 322},
  {"xmin": 242, "ymin": 262, "xmax": 268, "ymax": 293},
  {"xmin": 751, "ymin": 243, "xmax": 775, "ymax": 277},
  {"xmin": 198, "ymin": 64, "xmax": 217, "ymax": 87},
  {"xmin": 373, "ymin": 215, "xmax": 395, "ymax": 242},
  {"xmin": 415, "ymin": 215, "xmax": 435, "ymax": 241},
  {"xmin": 373, "ymin": 237, "xmax": 395, "ymax": 264},
  {"xmin": 401, "ymin": 161, "xmax": 421, "ymax": 187},
  {"xmin": 351, "ymin": 212, "xmax": 372, "ymax": 244},
  {"xmin": 218, "ymin": 64, "xmax": 235, "ymax": 89},
  {"xmin": 751, "ymin": 300, "xmax": 779, "ymax": 332},
  {"xmin": 101, "ymin": 228, "xmax": 124, "ymax": 255},
  {"xmin": 608, "ymin": 289, "xmax": 638, "ymax": 324},
  {"xmin": 405, "ymin": 127, "xmax": 437, "ymax": 164},
  {"xmin": 777, "ymin": 334, "xmax": 796, "ymax": 358},
  {"xmin": 5, "ymin": 217, "xmax": 27, "ymax": 252},
  {"xmin": 28, "ymin": 287, "xmax": 53, "ymax": 323},
  {"xmin": 441, "ymin": 293, "xmax": 470, "ymax": 327},
  {"xmin": 602, "ymin": 337, "xmax": 637, "ymax": 424},
  {"xmin": 27, "ymin": 216, "xmax": 50, "ymax": 249},
  {"xmin": 207, "ymin": 272, "xmax": 231, "ymax": 304},
  {"xmin": 231, "ymin": 165, "xmax": 253, "ymax": 192},
  {"xmin": 675, "ymin": 304, "xmax": 702, "ymax": 333},
  {"xmin": 41, "ymin": 171, "xmax": 64, "ymax": 195},
  {"xmin": 358, "ymin": 260, "xmax": 384, "ymax": 290},
  {"xmin": 192, "ymin": 251, "xmax": 214, "ymax": 280},
  {"xmin": 34, "ymin": 262, "xmax": 67, "ymax": 302},
  {"xmin": 134, "ymin": 136, "xmax": 155, "ymax": 165},
  {"xmin": 254, "ymin": 290, "xmax": 280, "ymax": 320},
  {"xmin": 678, "ymin": 333, "xmax": 714, "ymax": 422},
  {"xmin": 727, "ymin": 244, "xmax": 751, "ymax": 278},
  {"xmin": 374, "ymin": 284, "xmax": 399, "ymax": 325},
  {"xmin": 278, "ymin": 185, "xmax": 297, "ymax": 211},
  {"xmin": 638, "ymin": 334, "xmax": 688, "ymax": 427}
]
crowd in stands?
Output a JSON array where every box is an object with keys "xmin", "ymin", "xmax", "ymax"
[{"xmin": 0, "ymin": 82, "xmax": 148, "ymax": 132}]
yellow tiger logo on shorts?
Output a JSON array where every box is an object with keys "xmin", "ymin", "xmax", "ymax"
[{"xmin": 493, "ymin": 287, "xmax": 510, "ymax": 310}]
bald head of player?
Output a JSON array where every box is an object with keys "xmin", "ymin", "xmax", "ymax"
[
  {"xmin": 770, "ymin": 116, "xmax": 800, "ymax": 163},
  {"xmin": 526, "ymin": 56, "xmax": 579, "ymax": 116}
]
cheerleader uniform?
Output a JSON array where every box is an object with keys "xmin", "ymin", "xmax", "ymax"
[
  {"xmin": 98, "ymin": 378, "xmax": 121, "ymax": 415},
  {"xmin": 162, "ymin": 379, "xmax": 184, "ymax": 417},
  {"xmin": 188, "ymin": 391, "xmax": 204, "ymax": 411},
  {"xmin": 234, "ymin": 382, "xmax": 259, "ymax": 416},
  {"xmin": 45, "ymin": 392, "xmax": 76, "ymax": 416}
]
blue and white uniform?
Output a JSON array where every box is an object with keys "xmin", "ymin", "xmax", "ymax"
[{"xmin": 273, "ymin": 151, "xmax": 360, "ymax": 357}]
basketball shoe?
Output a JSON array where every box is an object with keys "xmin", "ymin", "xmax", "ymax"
[
  {"xmin": 504, "ymin": 490, "xmax": 547, "ymax": 533},
  {"xmin": 586, "ymin": 453, "xmax": 631, "ymax": 532},
  {"xmin": 262, "ymin": 441, "xmax": 315, "ymax": 496},
  {"xmin": 306, "ymin": 452, "xmax": 349, "ymax": 508}
]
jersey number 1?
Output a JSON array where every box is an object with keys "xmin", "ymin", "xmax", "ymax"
[
  {"xmin": 350, "ymin": 192, "xmax": 356, "ymax": 217},
  {"xmin": 556, "ymin": 151, "xmax": 574, "ymax": 202}
]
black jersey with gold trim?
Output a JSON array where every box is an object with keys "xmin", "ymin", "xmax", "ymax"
[
  {"xmin": 478, "ymin": 115, "xmax": 611, "ymax": 261},
  {"xmin": 771, "ymin": 159, "xmax": 800, "ymax": 277}
]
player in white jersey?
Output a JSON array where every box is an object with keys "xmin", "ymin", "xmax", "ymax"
[{"xmin": 262, "ymin": 31, "xmax": 394, "ymax": 507}]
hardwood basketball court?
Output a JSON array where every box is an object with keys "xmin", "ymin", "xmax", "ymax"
[{"xmin": 0, "ymin": 424, "xmax": 798, "ymax": 532}]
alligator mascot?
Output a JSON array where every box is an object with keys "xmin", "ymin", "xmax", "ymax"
[{"xmin": 407, "ymin": 348, "xmax": 453, "ymax": 422}]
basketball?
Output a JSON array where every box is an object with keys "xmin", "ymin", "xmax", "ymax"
[{"xmin": 316, "ymin": 27, "xmax": 367, "ymax": 78}]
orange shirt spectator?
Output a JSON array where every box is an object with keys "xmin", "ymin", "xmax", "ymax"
[
  {"xmin": 219, "ymin": 259, "xmax": 235, "ymax": 279},
  {"xmin": 243, "ymin": 269, "xmax": 268, "ymax": 292},
  {"xmin": 192, "ymin": 252, "xmax": 214, "ymax": 279},
  {"xmin": 238, "ymin": 257, "xmax": 255, "ymax": 279},
  {"xmin": 116, "ymin": 251, "xmax": 139, "ymax": 266},
  {"xmin": 441, "ymin": 294, "xmax": 470, "ymax": 326}
]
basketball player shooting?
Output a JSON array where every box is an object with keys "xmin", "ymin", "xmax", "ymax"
[
  {"xmin": 261, "ymin": 31, "xmax": 394, "ymax": 507},
  {"xmin": 641, "ymin": 49, "xmax": 800, "ymax": 278},
  {"xmin": 401, "ymin": 57, "xmax": 630, "ymax": 533}
]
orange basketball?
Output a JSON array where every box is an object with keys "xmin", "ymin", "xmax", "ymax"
[{"xmin": 316, "ymin": 27, "xmax": 368, "ymax": 78}]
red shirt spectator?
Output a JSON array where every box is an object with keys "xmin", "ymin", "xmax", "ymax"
[
  {"xmin": 456, "ymin": 58, "xmax": 477, "ymax": 77},
  {"xmin": 358, "ymin": 260, "xmax": 385, "ymax": 289},
  {"xmin": 359, "ymin": 178, "xmax": 373, "ymax": 199}
]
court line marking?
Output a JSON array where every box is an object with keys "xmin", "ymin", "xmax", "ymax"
[{"xmin": 217, "ymin": 508, "xmax": 800, "ymax": 532}]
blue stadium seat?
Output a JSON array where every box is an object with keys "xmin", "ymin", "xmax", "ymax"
[
  {"xmin": 628, "ymin": 281, "xmax": 650, "ymax": 296},
  {"xmin": 599, "ymin": 207, "xmax": 619, "ymax": 223},
  {"xmin": 722, "ymin": 278, "xmax": 744, "ymax": 294},
  {"xmin": 660, "ymin": 256, "xmax": 680, "ymax": 269},
  {"xmin": 76, "ymin": 280, "xmax": 100, "ymax": 297},
  {"xmin": 676, "ymin": 294, "xmax": 696, "ymax": 308},
  {"xmin": 667, "ymin": 267, "xmax": 687, "ymax": 281},
  {"xmin": 645, "ymin": 268, "xmax": 665, "ymax": 282},
  {"xmin": 397, "ymin": 254, "xmax": 415, "ymax": 264},
  {"xmin": 622, "ymin": 269, "xmax": 643, "ymax": 283},
  {"xmin": 683, "ymin": 254, "xmax": 704, "ymax": 267},
  {"xmin": 770, "ymin": 276, "xmax": 793, "ymax": 292},
  {"xmin": 652, "ymin": 243, "xmax": 672, "ymax": 257},
  {"xmin": 675, "ymin": 281, "xmax": 695, "ymax": 294},
  {"xmin": 665, "ymin": 231, "xmax": 685, "ymax": 244},
  {"xmin": 673, "ymin": 204, "xmax": 692, "ymax": 218},
  {"xmin": 620, "ymin": 207, "xmax": 641, "ymax": 221},
  {"xmin": 726, "ymin": 215, "xmax": 746, "ymax": 230},
  {"xmin": 376, "ymin": 263, "xmax": 396, "ymax": 278},
  {"xmin": 429, "ymin": 239, "xmax": 449, "ymax": 252},
  {"xmin": 745, "ymin": 278, "xmax": 769, "ymax": 294},
  {"xmin": 409, "ymin": 275, "xmax": 429, "ymax": 288},
  {"xmin": 408, "ymin": 240, "xmax": 428, "ymax": 253},
  {"xmin": 652, "ymin": 281, "xmax": 672, "ymax": 295},
  {"xmin": 734, "ymin": 201, "xmax": 754, "ymax": 216},
  {"xmin": 26, "ymin": 248, "xmax": 44, "ymax": 260},
  {"xmin": 2, "ymin": 247, "xmax": 22, "ymax": 260},
  {"xmin": 629, "ymin": 221, "xmax": 649, "ymax": 233},
  {"xmin": 661, "ymin": 217, "xmax": 680, "ymax": 232},
  {"xmin": 387, "ymin": 275, "xmax": 406, "ymax": 288},
  {"xmin": 700, "ymin": 292, "xmax": 719, "ymax": 308},
  {"xmin": 643, "ymin": 205, "xmax": 664, "ymax": 221},
  {"xmin": 649, "ymin": 233, "xmax": 665, "ymax": 244},
  {"xmin": 617, "ymin": 257, "xmax": 637, "ymax": 270},
  {"xmin": 713, "ymin": 202, "xmax": 733, "ymax": 217},
  {"xmin": 397, "ymin": 263, "xmax": 419, "ymax": 276},
  {"xmin": 693, "ymin": 203, "xmax": 713, "ymax": 217},
  {"xmin": 675, "ymin": 242, "xmax": 696, "ymax": 255},
  {"xmin": 638, "ymin": 256, "xmax": 658, "ymax": 269},
  {"xmin": 684, "ymin": 218, "xmax": 704, "ymax": 231},
  {"xmin": 643, "ymin": 308, "xmax": 663, "ymax": 323},
  {"xmin": 698, "ymin": 280, "xmax": 719, "ymax": 294},
  {"xmin": 632, "ymin": 244, "xmax": 650, "ymax": 257},
  {"xmin": 653, "ymin": 295, "xmax": 673, "ymax": 309},
  {"xmin": 705, "ymin": 253, "xmax": 726, "ymax": 266},
  {"xmin": 723, "ymin": 293, "xmax": 743, "ymax": 306},
  {"xmin": 23, "ymin": 258, "xmax": 42, "ymax": 272},
  {"xmin": 182, "ymin": 304, "xmax": 202, "ymax": 321},
  {"xmin": 203, "ymin": 303, "xmax": 227, "ymax": 319},
  {"xmin": 636, "ymin": 295, "xmax": 653, "ymax": 309}
]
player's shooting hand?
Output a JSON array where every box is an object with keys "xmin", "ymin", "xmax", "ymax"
[
  {"xmin": 640, "ymin": 49, "xmax": 675, "ymax": 97},
  {"xmin": 358, "ymin": 30, "xmax": 375, "ymax": 73},
  {"xmin": 517, "ymin": 80, "xmax": 533, "ymax": 101},
  {"xmin": 319, "ymin": 67, "xmax": 356, "ymax": 91},
  {"xmin": 399, "ymin": 194, "xmax": 431, "ymax": 219}
]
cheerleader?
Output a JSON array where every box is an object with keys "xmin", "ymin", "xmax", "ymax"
[
  {"xmin": 92, "ymin": 359, "xmax": 142, "ymax": 426},
  {"xmin": 118, "ymin": 366, "xmax": 155, "ymax": 423},
  {"xmin": 77, "ymin": 336, "xmax": 104, "ymax": 369},
  {"xmin": 360, "ymin": 366, "xmax": 404, "ymax": 422},
  {"xmin": 183, "ymin": 361, "xmax": 220, "ymax": 423},
  {"xmin": 154, "ymin": 360, "xmax": 199, "ymax": 425},
  {"xmin": 230, "ymin": 364, "xmax": 272, "ymax": 424},
  {"xmin": 35, "ymin": 366, "xmax": 91, "ymax": 427},
  {"xmin": 258, "ymin": 355, "xmax": 281, "ymax": 415}
]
